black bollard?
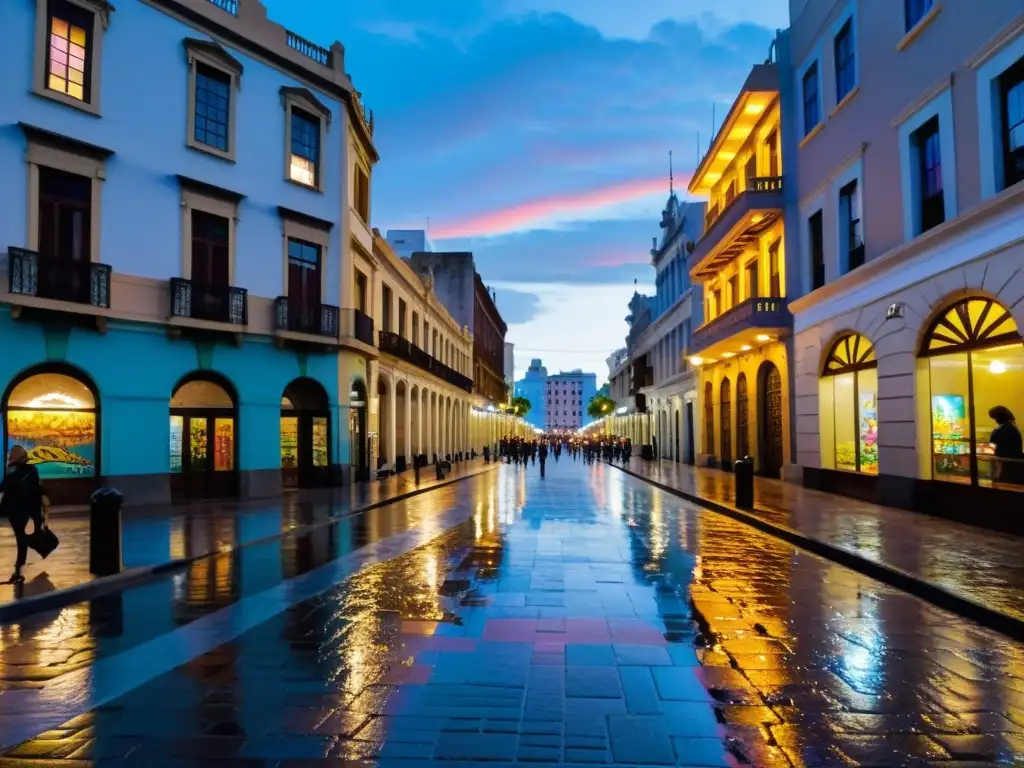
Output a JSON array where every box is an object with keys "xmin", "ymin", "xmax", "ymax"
[
  {"xmin": 89, "ymin": 487, "xmax": 124, "ymax": 576},
  {"xmin": 734, "ymin": 456, "xmax": 754, "ymax": 510}
]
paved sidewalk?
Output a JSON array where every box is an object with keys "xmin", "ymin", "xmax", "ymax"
[
  {"xmin": 0, "ymin": 458, "xmax": 496, "ymax": 613},
  {"xmin": 619, "ymin": 459, "xmax": 1024, "ymax": 626}
]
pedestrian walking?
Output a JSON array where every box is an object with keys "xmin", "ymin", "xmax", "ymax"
[{"xmin": 0, "ymin": 446, "xmax": 46, "ymax": 584}]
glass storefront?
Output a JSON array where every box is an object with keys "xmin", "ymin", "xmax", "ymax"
[
  {"xmin": 819, "ymin": 334, "xmax": 878, "ymax": 475},
  {"xmin": 921, "ymin": 298, "xmax": 1024, "ymax": 490}
]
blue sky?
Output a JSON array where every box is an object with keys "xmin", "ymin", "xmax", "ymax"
[{"xmin": 265, "ymin": 0, "xmax": 789, "ymax": 383}]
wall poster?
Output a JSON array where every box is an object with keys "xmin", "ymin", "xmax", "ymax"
[
  {"xmin": 281, "ymin": 416, "xmax": 299, "ymax": 468},
  {"xmin": 170, "ymin": 415, "xmax": 184, "ymax": 473},
  {"xmin": 312, "ymin": 416, "xmax": 328, "ymax": 467},
  {"xmin": 6, "ymin": 410, "xmax": 96, "ymax": 478}
]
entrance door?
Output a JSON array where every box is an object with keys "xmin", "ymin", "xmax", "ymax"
[
  {"xmin": 349, "ymin": 381, "xmax": 369, "ymax": 481},
  {"xmin": 170, "ymin": 412, "xmax": 237, "ymax": 500},
  {"xmin": 281, "ymin": 379, "xmax": 331, "ymax": 488},
  {"xmin": 685, "ymin": 402, "xmax": 695, "ymax": 465},
  {"xmin": 170, "ymin": 376, "xmax": 238, "ymax": 502},
  {"xmin": 759, "ymin": 363, "xmax": 784, "ymax": 478}
]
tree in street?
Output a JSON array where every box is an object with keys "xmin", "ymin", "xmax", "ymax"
[
  {"xmin": 587, "ymin": 393, "xmax": 616, "ymax": 420},
  {"xmin": 508, "ymin": 396, "xmax": 531, "ymax": 418}
]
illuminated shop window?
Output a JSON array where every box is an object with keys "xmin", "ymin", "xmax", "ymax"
[
  {"xmin": 820, "ymin": 334, "xmax": 878, "ymax": 475},
  {"xmin": 921, "ymin": 298, "xmax": 1024, "ymax": 490},
  {"xmin": 5, "ymin": 371, "xmax": 97, "ymax": 479}
]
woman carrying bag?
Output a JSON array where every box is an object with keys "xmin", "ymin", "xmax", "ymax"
[{"xmin": 0, "ymin": 445, "xmax": 52, "ymax": 583}]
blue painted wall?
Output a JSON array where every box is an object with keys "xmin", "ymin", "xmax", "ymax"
[
  {"xmin": 0, "ymin": 0, "xmax": 351, "ymax": 480},
  {"xmin": 0, "ymin": 310, "xmax": 344, "ymax": 477},
  {"xmin": 1, "ymin": 0, "xmax": 344, "ymax": 303}
]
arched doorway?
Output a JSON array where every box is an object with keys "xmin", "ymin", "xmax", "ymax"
[
  {"xmin": 720, "ymin": 378, "xmax": 732, "ymax": 469},
  {"xmin": 377, "ymin": 375, "xmax": 390, "ymax": 470},
  {"xmin": 736, "ymin": 374, "xmax": 750, "ymax": 459},
  {"xmin": 280, "ymin": 378, "xmax": 330, "ymax": 489},
  {"xmin": 349, "ymin": 379, "xmax": 368, "ymax": 482},
  {"xmin": 758, "ymin": 362, "xmax": 784, "ymax": 478},
  {"xmin": 170, "ymin": 373, "xmax": 238, "ymax": 501},
  {"xmin": 820, "ymin": 333, "xmax": 878, "ymax": 474},
  {"xmin": 2, "ymin": 365, "xmax": 99, "ymax": 505},
  {"xmin": 920, "ymin": 297, "xmax": 1023, "ymax": 489},
  {"xmin": 703, "ymin": 381, "xmax": 714, "ymax": 457}
]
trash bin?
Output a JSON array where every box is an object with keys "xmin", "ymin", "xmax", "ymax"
[
  {"xmin": 734, "ymin": 457, "xmax": 754, "ymax": 510},
  {"xmin": 89, "ymin": 487, "xmax": 124, "ymax": 576}
]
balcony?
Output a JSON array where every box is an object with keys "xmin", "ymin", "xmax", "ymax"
[
  {"xmin": 378, "ymin": 330, "xmax": 473, "ymax": 392},
  {"xmin": 690, "ymin": 297, "xmax": 793, "ymax": 359},
  {"xmin": 689, "ymin": 177, "xmax": 784, "ymax": 281},
  {"xmin": 273, "ymin": 298, "xmax": 340, "ymax": 348},
  {"xmin": 339, "ymin": 308, "xmax": 377, "ymax": 354},
  {"xmin": 169, "ymin": 279, "xmax": 247, "ymax": 340},
  {"xmin": 3, "ymin": 247, "xmax": 112, "ymax": 330}
]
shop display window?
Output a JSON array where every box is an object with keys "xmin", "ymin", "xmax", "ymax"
[
  {"xmin": 5, "ymin": 371, "xmax": 97, "ymax": 479},
  {"xmin": 922, "ymin": 298, "xmax": 1024, "ymax": 490},
  {"xmin": 819, "ymin": 334, "xmax": 878, "ymax": 474}
]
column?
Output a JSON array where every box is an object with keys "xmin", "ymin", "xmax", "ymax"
[
  {"xmin": 425, "ymin": 390, "xmax": 432, "ymax": 458},
  {"xmin": 387, "ymin": 382, "xmax": 397, "ymax": 467},
  {"xmin": 403, "ymin": 387, "xmax": 412, "ymax": 465},
  {"xmin": 416, "ymin": 388, "xmax": 424, "ymax": 458}
]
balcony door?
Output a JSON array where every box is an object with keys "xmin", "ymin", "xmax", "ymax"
[
  {"xmin": 287, "ymin": 238, "xmax": 322, "ymax": 333},
  {"xmin": 191, "ymin": 210, "xmax": 230, "ymax": 321},
  {"xmin": 38, "ymin": 166, "xmax": 91, "ymax": 303},
  {"xmin": 765, "ymin": 129, "xmax": 779, "ymax": 177}
]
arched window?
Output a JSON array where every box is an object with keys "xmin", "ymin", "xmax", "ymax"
[
  {"xmin": 720, "ymin": 378, "xmax": 732, "ymax": 465},
  {"xmin": 703, "ymin": 381, "xmax": 714, "ymax": 455},
  {"xmin": 921, "ymin": 298, "xmax": 1024, "ymax": 489},
  {"xmin": 736, "ymin": 374, "xmax": 749, "ymax": 458},
  {"xmin": 4, "ymin": 367, "xmax": 98, "ymax": 480},
  {"xmin": 820, "ymin": 333, "xmax": 878, "ymax": 474}
]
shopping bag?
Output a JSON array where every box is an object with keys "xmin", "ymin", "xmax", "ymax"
[{"xmin": 27, "ymin": 525, "xmax": 59, "ymax": 559}]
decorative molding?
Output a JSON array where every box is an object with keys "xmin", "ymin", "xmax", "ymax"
[
  {"xmin": 966, "ymin": 10, "xmax": 1024, "ymax": 69},
  {"xmin": 896, "ymin": 2, "xmax": 942, "ymax": 51},
  {"xmin": 176, "ymin": 174, "xmax": 245, "ymax": 204},
  {"xmin": 890, "ymin": 73, "xmax": 953, "ymax": 127},
  {"xmin": 72, "ymin": 0, "xmax": 116, "ymax": 28},
  {"xmin": 183, "ymin": 37, "xmax": 244, "ymax": 76},
  {"xmin": 276, "ymin": 205, "xmax": 333, "ymax": 231},
  {"xmin": 18, "ymin": 122, "xmax": 114, "ymax": 161},
  {"xmin": 280, "ymin": 86, "xmax": 331, "ymax": 126}
]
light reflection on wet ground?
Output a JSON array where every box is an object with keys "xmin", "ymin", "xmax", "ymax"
[{"xmin": 0, "ymin": 461, "xmax": 1022, "ymax": 766}]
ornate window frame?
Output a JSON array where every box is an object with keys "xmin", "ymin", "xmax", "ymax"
[
  {"xmin": 177, "ymin": 175, "xmax": 243, "ymax": 284},
  {"xmin": 33, "ymin": 0, "xmax": 113, "ymax": 116},
  {"xmin": 184, "ymin": 38, "xmax": 243, "ymax": 163},
  {"xmin": 281, "ymin": 86, "xmax": 331, "ymax": 192}
]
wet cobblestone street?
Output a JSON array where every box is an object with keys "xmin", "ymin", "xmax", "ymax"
[{"xmin": 0, "ymin": 461, "xmax": 1022, "ymax": 766}]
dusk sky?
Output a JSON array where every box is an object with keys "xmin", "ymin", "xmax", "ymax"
[{"xmin": 265, "ymin": 0, "xmax": 789, "ymax": 384}]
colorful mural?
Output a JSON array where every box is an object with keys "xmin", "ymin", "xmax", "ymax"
[{"xmin": 6, "ymin": 410, "xmax": 96, "ymax": 478}]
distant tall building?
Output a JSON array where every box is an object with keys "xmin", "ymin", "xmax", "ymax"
[
  {"xmin": 545, "ymin": 370, "xmax": 598, "ymax": 431},
  {"xmin": 515, "ymin": 359, "xmax": 547, "ymax": 429},
  {"xmin": 503, "ymin": 342, "xmax": 515, "ymax": 400},
  {"xmin": 386, "ymin": 229, "xmax": 434, "ymax": 258}
]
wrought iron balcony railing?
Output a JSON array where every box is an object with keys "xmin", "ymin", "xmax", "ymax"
[
  {"xmin": 339, "ymin": 308, "xmax": 375, "ymax": 347},
  {"xmin": 274, "ymin": 298, "xmax": 340, "ymax": 337},
  {"xmin": 7, "ymin": 247, "xmax": 111, "ymax": 308},
  {"xmin": 378, "ymin": 331, "xmax": 473, "ymax": 392},
  {"xmin": 170, "ymin": 278, "xmax": 247, "ymax": 325}
]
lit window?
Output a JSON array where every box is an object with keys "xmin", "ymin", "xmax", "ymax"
[
  {"xmin": 819, "ymin": 334, "xmax": 878, "ymax": 475},
  {"xmin": 289, "ymin": 108, "xmax": 320, "ymax": 187},
  {"xmin": 47, "ymin": 7, "xmax": 89, "ymax": 102}
]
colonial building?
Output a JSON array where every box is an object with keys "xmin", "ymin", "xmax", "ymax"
[
  {"xmin": 367, "ymin": 234, "xmax": 474, "ymax": 473},
  {"xmin": 686, "ymin": 57, "xmax": 793, "ymax": 477},
  {"xmin": 783, "ymin": 0, "xmax": 1024, "ymax": 526},
  {"xmin": 0, "ymin": 0, "xmax": 374, "ymax": 504},
  {"xmin": 406, "ymin": 251, "xmax": 522, "ymax": 450}
]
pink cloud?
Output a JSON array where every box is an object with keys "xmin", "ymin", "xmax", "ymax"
[{"xmin": 431, "ymin": 175, "xmax": 690, "ymax": 239}]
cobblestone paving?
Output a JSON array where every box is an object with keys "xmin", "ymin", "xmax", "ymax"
[
  {"xmin": 622, "ymin": 459, "xmax": 1024, "ymax": 624},
  {"xmin": 0, "ymin": 458, "xmax": 493, "ymax": 608},
  {"xmin": 0, "ymin": 461, "xmax": 1022, "ymax": 766}
]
